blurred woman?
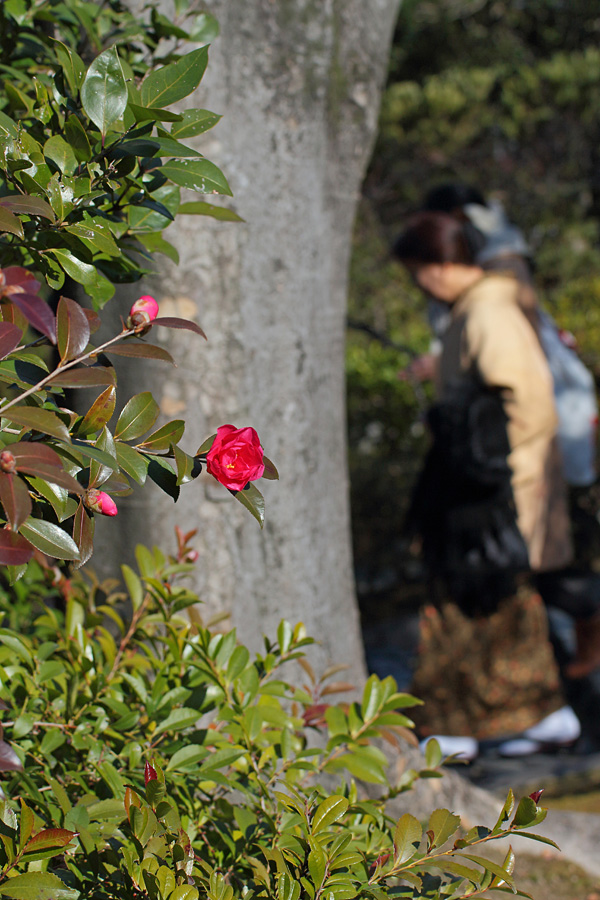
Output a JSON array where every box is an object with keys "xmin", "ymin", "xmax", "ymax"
[{"xmin": 393, "ymin": 211, "xmax": 574, "ymax": 747}]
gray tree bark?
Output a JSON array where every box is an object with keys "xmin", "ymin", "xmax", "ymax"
[{"xmin": 99, "ymin": 0, "xmax": 400, "ymax": 685}]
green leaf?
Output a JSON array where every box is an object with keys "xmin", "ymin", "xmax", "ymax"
[
  {"xmin": 128, "ymin": 103, "xmax": 183, "ymax": 124},
  {"xmin": 64, "ymin": 115, "xmax": 92, "ymax": 163},
  {"xmin": 178, "ymin": 201, "xmax": 243, "ymax": 222},
  {"xmin": 511, "ymin": 797, "xmax": 539, "ymax": 828},
  {"xmin": 0, "ymin": 206, "xmax": 23, "ymax": 238},
  {"xmin": 81, "ymin": 46, "xmax": 127, "ymax": 135},
  {"xmin": 233, "ymin": 482, "xmax": 265, "ymax": 527},
  {"xmin": 57, "ymin": 296, "xmax": 91, "ymax": 363},
  {"xmin": 25, "ymin": 478, "xmax": 71, "ymax": 522},
  {"xmin": 0, "ymin": 872, "xmax": 79, "ymax": 900},
  {"xmin": 88, "ymin": 426, "xmax": 117, "ymax": 489},
  {"xmin": 44, "ymin": 136, "xmax": 77, "ymax": 175},
  {"xmin": 72, "ymin": 501, "xmax": 94, "ymax": 568},
  {"xmin": 170, "ymin": 109, "xmax": 221, "ymax": 138},
  {"xmin": 311, "ymin": 797, "xmax": 349, "ymax": 834},
  {"xmin": 147, "ymin": 456, "xmax": 179, "ymax": 501},
  {"xmin": 161, "ymin": 159, "xmax": 232, "ymax": 196},
  {"xmin": 116, "ymin": 441, "xmax": 149, "ymax": 484},
  {"xmin": 153, "ymin": 708, "xmax": 199, "ymax": 736},
  {"xmin": 19, "ymin": 519, "xmax": 80, "ymax": 561},
  {"xmin": 427, "ymin": 808, "xmax": 461, "ymax": 849},
  {"xmin": 50, "ymin": 39, "xmax": 85, "ymax": 95},
  {"xmin": 1, "ymin": 406, "xmax": 70, "ymax": 442},
  {"xmin": 165, "ymin": 746, "xmax": 208, "ymax": 771},
  {"xmin": 361, "ymin": 674, "xmax": 383, "ymax": 721},
  {"xmin": 77, "ymin": 385, "xmax": 116, "ymax": 436},
  {"xmin": 140, "ymin": 46, "xmax": 209, "ymax": 108},
  {"xmin": 457, "ymin": 854, "xmax": 516, "ymax": 887},
  {"xmin": 307, "ymin": 842, "xmax": 327, "ymax": 890},
  {"xmin": 137, "ymin": 420, "xmax": 185, "ymax": 453},
  {"xmin": 64, "ymin": 222, "xmax": 120, "ymax": 257},
  {"xmin": 115, "ymin": 392, "xmax": 159, "ymax": 442},
  {"xmin": 393, "ymin": 813, "xmax": 422, "ymax": 864},
  {"xmin": 0, "ymin": 472, "xmax": 31, "ymax": 530}
]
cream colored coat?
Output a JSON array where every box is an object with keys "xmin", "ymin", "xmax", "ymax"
[{"xmin": 437, "ymin": 274, "xmax": 572, "ymax": 572}]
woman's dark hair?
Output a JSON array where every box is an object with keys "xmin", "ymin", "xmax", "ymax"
[
  {"xmin": 423, "ymin": 182, "xmax": 486, "ymax": 213},
  {"xmin": 392, "ymin": 211, "xmax": 485, "ymax": 265}
]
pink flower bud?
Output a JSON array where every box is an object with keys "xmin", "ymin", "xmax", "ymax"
[
  {"xmin": 127, "ymin": 295, "xmax": 159, "ymax": 331},
  {"xmin": 144, "ymin": 762, "xmax": 157, "ymax": 785},
  {"xmin": 0, "ymin": 451, "xmax": 16, "ymax": 474},
  {"xmin": 85, "ymin": 489, "xmax": 118, "ymax": 517}
]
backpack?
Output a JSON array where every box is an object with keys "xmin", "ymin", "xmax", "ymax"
[{"xmin": 538, "ymin": 310, "xmax": 598, "ymax": 487}]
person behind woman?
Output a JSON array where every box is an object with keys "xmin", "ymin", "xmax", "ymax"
[{"xmin": 393, "ymin": 211, "xmax": 575, "ymax": 751}]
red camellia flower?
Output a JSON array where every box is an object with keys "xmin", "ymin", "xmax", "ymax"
[
  {"xmin": 206, "ymin": 425, "xmax": 265, "ymax": 491},
  {"xmin": 85, "ymin": 489, "xmax": 118, "ymax": 517}
]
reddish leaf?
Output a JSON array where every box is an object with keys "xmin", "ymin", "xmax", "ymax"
[
  {"xmin": 57, "ymin": 296, "xmax": 91, "ymax": 362},
  {"xmin": 262, "ymin": 455, "xmax": 279, "ymax": 481},
  {"xmin": 0, "ymin": 301, "xmax": 28, "ymax": 333},
  {"xmin": 103, "ymin": 343, "xmax": 175, "ymax": 364},
  {"xmin": 72, "ymin": 501, "xmax": 95, "ymax": 569},
  {"xmin": 0, "ymin": 472, "xmax": 32, "ymax": 530},
  {"xmin": 144, "ymin": 762, "xmax": 157, "ymax": 785},
  {"xmin": 0, "ymin": 195, "xmax": 56, "ymax": 221},
  {"xmin": 2, "ymin": 406, "xmax": 71, "ymax": 441},
  {"xmin": 0, "ymin": 322, "xmax": 23, "ymax": 360},
  {"xmin": 0, "ymin": 529, "xmax": 33, "ymax": 565},
  {"xmin": 23, "ymin": 829, "xmax": 76, "ymax": 853},
  {"xmin": 77, "ymin": 385, "xmax": 116, "ymax": 436},
  {"xmin": 7, "ymin": 292, "xmax": 56, "ymax": 343},
  {"xmin": 10, "ymin": 442, "xmax": 83, "ymax": 495},
  {"xmin": 0, "ymin": 267, "xmax": 41, "ymax": 293},
  {"xmin": 0, "ymin": 739, "xmax": 23, "ymax": 772},
  {"xmin": 50, "ymin": 366, "xmax": 116, "ymax": 388},
  {"xmin": 82, "ymin": 307, "xmax": 102, "ymax": 334},
  {"xmin": 153, "ymin": 317, "xmax": 207, "ymax": 339}
]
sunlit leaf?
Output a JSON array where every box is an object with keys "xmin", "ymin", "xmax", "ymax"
[
  {"xmin": 232, "ymin": 482, "xmax": 265, "ymax": 527},
  {"xmin": 77, "ymin": 385, "xmax": 116, "ymax": 436},
  {"xmin": 0, "ymin": 195, "xmax": 55, "ymax": 221},
  {"xmin": 0, "ymin": 871, "xmax": 79, "ymax": 900},
  {"xmin": 81, "ymin": 46, "xmax": 127, "ymax": 135},
  {"xmin": 0, "ymin": 206, "xmax": 23, "ymax": 237},
  {"xmin": 140, "ymin": 46, "xmax": 209, "ymax": 108},
  {"xmin": 19, "ymin": 518, "xmax": 80, "ymax": 561},
  {"xmin": 170, "ymin": 109, "xmax": 221, "ymax": 138},
  {"xmin": 1, "ymin": 406, "xmax": 70, "ymax": 441},
  {"xmin": 137, "ymin": 420, "xmax": 185, "ymax": 453},
  {"xmin": 161, "ymin": 158, "xmax": 232, "ymax": 196},
  {"xmin": 393, "ymin": 813, "xmax": 422, "ymax": 864},
  {"xmin": 178, "ymin": 201, "xmax": 243, "ymax": 222}
]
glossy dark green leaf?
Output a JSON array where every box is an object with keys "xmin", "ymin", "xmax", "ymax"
[
  {"xmin": 0, "ymin": 472, "xmax": 32, "ymax": 530},
  {"xmin": 115, "ymin": 392, "xmax": 159, "ymax": 442},
  {"xmin": 103, "ymin": 342, "xmax": 175, "ymax": 364},
  {"xmin": 147, "ymin": 456, "xmax": 179, "ymax": 501},
  {"xmin": 173, "ymin": 444, "xmax": 196, "ymax": 485},
  {"xmin": 19, "ymin": 519, "xmax": 80, "ymax": 561},
  {"xmin": 57, "ymin": 296, "xmax": 91, "ymax": 363},
  {"xmin": 64, "ymin": 222, "xmax": 120, "ymax": 257},
  {"xmin": 153, "ymin": 317, "xmax": 207, "ymax": 338},
  {"xmin": 137, "ymin": 419, "xmax": 185, "ymax": 453},
  {"xmin": 50, "ymin": 367, "xmax": 116, "ymax": 389},
  {"xmin": 160, "ymin": 158, "xmax": 232, "ymax": 196},
  {"xmin": 81, "ymin": 46, "xmax": 127, "ymax": 135},
  {"xmin": 116, "ymin": 441, "xmax": 149, "ymax": 484},
  {"xmin": 178, "ymin": 201, "xmax": 243, "ymax": 222},
  {"xmin": 128, "ymin": 103, "xmax": 183, "ymax": 124},
  {"xmin": 44, "ymin": 136, "xmax": 77, "ymax": 175},
  {"xmin": 147, "ymin": 135, "xmax": 202, "ymax": 158},
  {"xmin": 1, "ymin": 406, "xmax": 71, "ymax": 441},
  {"xmin": 88, "ymin": 426, "xmax": 117, "ymax": 489},
  {"xmin": 140, "ymin": 46, "xmax": 209, "ymax": 108},
  {"xmin": 311, "ymin": 797, "xmax": 349, "ymax": 834},
  {"xmin": 73, "ymin": 501, "xmax": 94, "ymax": 568},
  {"xmin": 77, "ymin": 385, "xmax": 116, "ymax": 436},
  {"xmin": 0, "ymin": 322, "xmax": 22, "ymax": 360},
  {"xmin": 50, "ymin": 39, "xmax": 85, "ymax": 94},
  {"xmin": 0, "ymin": 529, "xmax": 33, "ymax": 565},
  {"xmin": 233, "ymin": 482, "xmax": 265, "ymax": 528},
  {"xmin": 0, "ymin": 871, "xmax": 79, "ymax": 900},
  {"xmin": 170, "ymin": 109, "xmax": 221, "ymax": 138},
  {"xmin": 0, "ymin": 195, "xmax": 55, "ymax": 222},
  {"xmin": 25, "ymin": 477, "xmax": 72, "ymax": 522},
  {"xmin": 195, "ymin": 433, "xmax": 216, "ymax": 455},
  {"xmin": 46, "ymin": 248, "xmax": 96, "ymax": 287},
  {"xmin": 64, "ymin": 115, "xmax": 92, "ymax": 163},
  {"xmin": 0, "ymin": 206, "xmax": 23, "ymax": 237},
  {"xmin": 136, "ymin": 233, "xmax": 179, "ymax": 264},
  {"xmin": 0, "ymin": 110, "xmax": 19, "ymax": 138}
]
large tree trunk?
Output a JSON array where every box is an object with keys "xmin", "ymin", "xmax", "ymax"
[{"xmin": 98, "ymin": 0, "xmax": 400, "ymax": 685}]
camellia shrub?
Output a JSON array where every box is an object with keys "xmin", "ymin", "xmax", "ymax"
[{"xmin": 0, "ymin": 536, "xmax": 555, "ymax": 900}]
